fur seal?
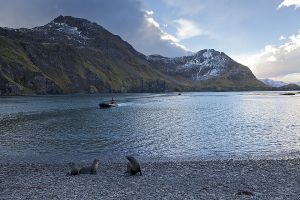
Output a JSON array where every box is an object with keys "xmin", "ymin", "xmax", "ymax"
[
  {"xmin": 79, "ymin": 159, "xmax": 100, "ymax": 175},
  {"xmin": 67, "ymin": 162, "xmax": 80, "ymax": 176},
  {"xmin": 126, "ymin": 156, "xmax": 142, "ymax": 176}
]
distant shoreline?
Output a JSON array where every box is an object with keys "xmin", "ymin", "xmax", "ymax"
[
  {"xmin": 1, "ymin": 159, "xmax": 299, "ymax": 199},
  {"xmin": 0, "ymin": 90, "xmax": 300, "ymax": 97}
]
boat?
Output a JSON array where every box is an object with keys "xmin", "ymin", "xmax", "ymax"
[
  {"xmin": 280, "ymin": 92, "xmax": 296, "ymax": 96},
  {"xmin": 99, "ymin": 97, "xmax": 117, "ymax": 108},
  {"xmin": 99, "ymin": 102, "xmax": 116, "ymax": 108}
]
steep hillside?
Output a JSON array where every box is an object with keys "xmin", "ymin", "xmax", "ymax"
[
  {"xmin": 0, "ymin": 16, "xmax": 268, "ymax": 95},
  {"xmin": 0, "ymin": 16, "xmax": 174, "ymax": 95},
  {"xmin": 148, "ymin": 49, "xmax": 267, "ymax": 91}
]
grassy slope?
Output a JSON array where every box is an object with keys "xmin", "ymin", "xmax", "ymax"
[
  {"xmin": 0, "ymin": 37, "xmax": 38, "ymax": 94},
  {"xmin": 0, "ymin": 36, "xmax": 171, "ymax": 94}
]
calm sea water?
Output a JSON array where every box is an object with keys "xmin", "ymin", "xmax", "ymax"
[{"xmin": 0, "ymin": 92, "xmax": 300, "ymax": 163}]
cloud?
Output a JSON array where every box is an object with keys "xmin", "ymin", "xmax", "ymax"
[
  {"xmin": 144, "ymin": 10, "xmax": 179, "ymax": 42},
  {"xmin": 279, "ymin": 35, "xmax": 286, "ymax": 40},
  {"xmin": 274, "ymin": 73, "xmax": 300, "ymax": 83},
  {"xmin": 278, "ymin": 0, "xmax": 300, "ymax": 9},
  {"xmin": 145, "ymin": 10, "xmax": 154, "ymax": 15},
  {"xmin": 174, "ymin": 19, "xmax": 205, "ymax": 40},
  {"xmin": 0, "ymin": 0, "xmax": 189, "ymax": 57},
  {"xmin": 138, "ymin": 11, "xmax": 191, "ymax": 55},
  {"xmin": 246, "ymin": 30, "xmax": 300, "ymax": 82},
  {"xmin": 145, "ymin": 16, "xmax": 160, "ymax": 28}
]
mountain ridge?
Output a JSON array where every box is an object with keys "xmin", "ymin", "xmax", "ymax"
[
  {"xmin": 259, "ymin": 78, "xmax": 288, "ymax": 87},
  {"xmin": 0, "ymin": 16, "xmax": 271, "ymax": 95},
  {"xmin": 148, "ymin": 49, "xmax": 267, "ymax": 91}
]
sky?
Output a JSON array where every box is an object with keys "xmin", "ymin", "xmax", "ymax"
[{"xmin": 0, "ymin": 0, "xmax": 299, "ymax": 83}]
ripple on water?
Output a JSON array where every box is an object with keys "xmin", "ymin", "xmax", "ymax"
[{"xmin": 1, "ymin": 92, "xmax": 300, "ymax": 163}]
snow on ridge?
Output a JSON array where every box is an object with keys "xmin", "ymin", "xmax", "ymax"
[
  {"xmin": 175, "ymin": 49, "xmax": 231, "ymax": 80},
  {"xmin": 259, "ymin": 79, "xmax": 288, "ymax": 87},
  {"xmin": 2, "ymin": 27, "xmax": 17, "ymax": 31},
  {"xmin": 33, "ymin": 21, "xmax": 90, "ymax": 44},
  {"xmin": 148, "ymin": 49, "xmax": 234, "ymax": 80},
  {"xmin": 147, "ymin": 49, "xmax": 231, "ymax": 80},
  {"xmin": 202, "ymin": 49, "xmax": 213, "ymax": 58},
  {"xmin": 52, "ymin": 22, "xmax": 82, "ymax": 36},
  {"xmin": 3, "ymin": 27, "xmax": 32, "ymax": 33}
]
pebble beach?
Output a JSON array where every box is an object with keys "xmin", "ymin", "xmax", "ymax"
[{"xmin": 1, "ymin": 159, "xmax": 299, "ymax": 199}]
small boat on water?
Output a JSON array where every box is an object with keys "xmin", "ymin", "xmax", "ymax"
[
  {"xmin": 99, "ymin": 102, "xmax": 116, "ymax": 108},
  {"xmin": 99, "ymin": 97, "xmax": 117, "ymax": 109},
  {"xmin": 280, "ymin": 92, "xmax": 296, "ymax": 96}
]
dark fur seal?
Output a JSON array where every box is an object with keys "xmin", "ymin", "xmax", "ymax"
[
  {"xmin": 126, "ymin": 156, "xmax": 142, "ymax": 176},
  {"xmin": 67, "ymin": 162, "xmax": 80, "ymax": 176},
  {"xmin": 79, "ymin": 159, "xmax": 100, "ymax": 174}
]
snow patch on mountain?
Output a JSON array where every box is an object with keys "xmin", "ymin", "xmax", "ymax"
[
  {"xmin": 203, "ymin": 49, "xmax": 213, "ymax": 58},
  {"xmin": 175, "ymin": 49, "xmax": 231, "ymax": 80},
  {"xmin": 32, "ymin": 20, "xmax": 91, "ymax": 45},
  {"xmin": 259, "ymin": 79, "xmax": 288, "ymax": 87},
  {"xmin": 147, "ymin": 49, "xmax": 235, "ymax": 80},
  {"xmin": 53, "ymin": 22, "xmax": 81, "ymax": 35},
  {"xmin": 49, "ymin": 21, "xmax": 89, "ymax": 40}
]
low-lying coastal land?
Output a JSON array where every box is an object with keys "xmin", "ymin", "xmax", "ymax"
[{"xmin": 1, "ymin": 159, "xmax": 299, "ymax": 199}]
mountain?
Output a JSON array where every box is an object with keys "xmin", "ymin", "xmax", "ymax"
[
  {"xmin": 275, "ymin": 84, "xmax": 300, "ymax": 91},
  {"xmin": 0, "ymin": 16, "xmax": 268, "ymax": 95},
  {"xmin": 148, "ymin": 49, "xmax": 267, "ymax": 91},
  {"xmin": 259, "ymin": 78, "xmax": 288, "ymax": 87},
  {"xmin": 0, "ymin": 16, "xmax": 175, "ymax": 95}
]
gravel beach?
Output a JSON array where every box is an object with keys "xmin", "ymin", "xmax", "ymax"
[{"xmin": 1, "ymin": 159, "xmax": 300, "ymax": 200}]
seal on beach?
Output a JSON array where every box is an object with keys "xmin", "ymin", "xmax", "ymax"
[
  {"xmin": 67, "ymin": 162, "xmax": 80, "ymax": 176},
  {"xmin": 79, "ymin": 159, "xmax": 100, "ymax": 175},
  {"xmin": 126, "ymin": 156, "xmax": 142, "ymax": 176}
]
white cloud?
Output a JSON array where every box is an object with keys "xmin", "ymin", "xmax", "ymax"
[
  {"xmin": 134, "ymin": 11, "xmax": 192, "ymax": 56},
  {"xmin": 278, "ymin": 0, "xmax": 300, "ymax": 9},
  {"xmin": 266, "ymin": 55, "xmax": 277, "ymax": 62},
  {"xmin": 144, "ymin": 11, "xmax": 180, "ymax": 43},
  {"xmin": 174, "ymin": 18, "xmax": 205, "ymax": 40},
  {"xmin": 279, "ymin": 35, "xmax": 286, "ymax": 40},
  {"xmin": 145, "ymin": 17, "xmax": 160, "ymax": 28},
  {"xmin": 239, "ymin": 30, "xmax": 300, "ymax": 82},
  {"xmin": 145, "ymin": 10, "xmax": 154, "ymax": 15},
  {"xmin": 231, "ymin": 53, "xmax": 259, "ymax": 71},
  {"xmin": 233, "ymin": 30, "xmax": 300, "ymax": 83},
  {"xmin": 273, "ymin": 73, "xmax": 300, "ymax": 83},
  {"xmin": 160, "ymin": 33, "xmax": 179, "ymax": 43}
]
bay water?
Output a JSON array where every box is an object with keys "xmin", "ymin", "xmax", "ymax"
[{"xmin": 1, "ymin": 92, "xmax": 300, "ymax": 163}]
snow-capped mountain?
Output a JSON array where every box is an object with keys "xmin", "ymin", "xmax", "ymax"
[
  {"xmin": 0, "ymin": 16, "xmax": 268, "ymax": 95},
  {"xmin": 259, "ymin": 79, "xmax": 288, "ymax": 87},
  {"xmin": 148, "ymin": 49, "xmax": 262, "ymax": 84},
  {"xmin": 33, "ymin": 19, "xmax": 90, "ymax": 45},
  {"xmin": 174, "ymin": 49, "xmax": 231, "ymax": 80}
]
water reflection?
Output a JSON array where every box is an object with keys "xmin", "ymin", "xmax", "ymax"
[{"xmin": 0, "ymin": 92, "xmax": 300, "ymax": 162}]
